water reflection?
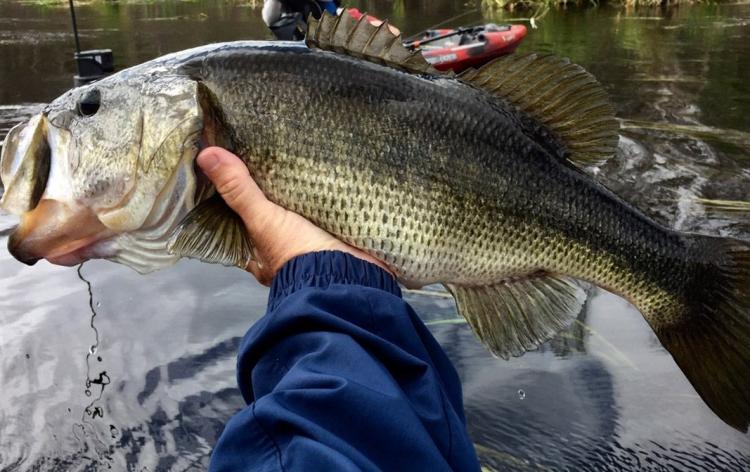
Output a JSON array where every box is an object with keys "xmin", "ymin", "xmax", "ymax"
[{"xmin": 1, "ymin": 0, "xmax": 749, "ymax": 470}]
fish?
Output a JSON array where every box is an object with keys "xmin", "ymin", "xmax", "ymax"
[{"xmin": 1, "ymin": 12, "xmax": 749, "ymax": 432}]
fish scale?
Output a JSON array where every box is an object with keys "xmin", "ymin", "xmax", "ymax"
[
  {"xmin": 195, "ymin": 48, "xmax": 672, "ymax": 297},
  {"xmin": 1, "ymin": 14, "xmax": 749, "ymax": 431}
]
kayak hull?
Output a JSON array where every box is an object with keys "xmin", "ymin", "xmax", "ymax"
[{"xmin": 418, "ymin": 24, "xmax": 527, "ymax": 72}]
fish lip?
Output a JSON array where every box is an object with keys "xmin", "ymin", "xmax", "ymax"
[
  {"xmin": 7, "ymin": 199, "xmax": 117, "ymax": 267},
  {"xmin": 7, "ymin": 228, "xmax": 114, "ymax": 267},
  {"xmin": 7, "ymin": 236, "xmax": 41, "ymax": 265},
  {"xmin": 44, "ymin": 233, "xmax": 116, "ymax": 266},
  {"xmin": 0, "ymin": 115, "xmax": 50, "ymax": 215}
]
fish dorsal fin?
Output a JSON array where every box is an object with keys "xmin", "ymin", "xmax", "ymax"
[
  {"xmin": 459, "ymin": 53, "xmax": 619, "ymax": 167},
  {"xmin": 446, "ymin": 274, "xmax": 586, "ymax": 359},
  {"xmin": 167, "ymin": 194, "xmax": 256, "ymax": 268},
  {"xmin": 306, "ymin": 11, "xmax": 440, "ymax": 75}
]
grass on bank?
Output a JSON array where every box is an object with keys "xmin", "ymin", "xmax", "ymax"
[{"xmin": 482, "ymin": 0, "xmax": 708, "ymax": 10}]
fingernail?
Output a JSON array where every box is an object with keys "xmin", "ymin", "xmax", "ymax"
[{"xmin": 197, "ymin": 151, "xmax": 221, "ymax": 173}]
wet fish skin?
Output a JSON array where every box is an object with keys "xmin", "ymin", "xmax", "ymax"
[
  {"xmin": 192, "ymin": 47, "xmax": 681, "ymax": 310},
  {"xmin": 1, "ymin": 38, "xmax": 749, "ymax": 432},
  {"xmin": 157, "ymin": 44, "xmax": 750, "ymax": 431},
  {"xmin": 193, "ymin": 46, "xmax": 747, "ymax": 368}
]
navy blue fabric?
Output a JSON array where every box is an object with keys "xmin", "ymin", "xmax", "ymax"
[
  {"xmin": 319, "ymin": 0, "xmax": 338, "ymax": 14},
  {"xmin": 209, "ymin": 251, "xmax": 479, "ymax": 472}
]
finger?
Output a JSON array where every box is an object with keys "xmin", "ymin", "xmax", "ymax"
[{"xmin": 196, "ymin": 147, "xmax": 270, "ymax": 220}]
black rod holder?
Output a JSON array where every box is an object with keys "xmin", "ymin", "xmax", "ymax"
[{"xmin": 66, "ymin": 0, "xmax": 115, "ymax": 86}]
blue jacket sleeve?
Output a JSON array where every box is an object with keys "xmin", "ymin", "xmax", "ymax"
[{"xmin": 209, "ymin": 251, "xmax": 479, "ymax": 472}]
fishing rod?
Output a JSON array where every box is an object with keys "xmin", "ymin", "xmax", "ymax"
[
  {"xmin": 68, "ymin": 0, "xmax": 82, "ymax": 54},
  {"xmin": 404, "ymin": 26, "xmax": 483, "ymax": 50},
  {"xmin": 402, "ymin": 8, "xmax": 480, "ymax": 43},
  {"xmin": 404, "ymin": 23, "xmax": 514, "ymax": 50}
]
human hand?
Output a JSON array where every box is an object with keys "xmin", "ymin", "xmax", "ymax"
[{"xmin": 196, "ymin": 147, "xmax": 392, "ymax": 285}]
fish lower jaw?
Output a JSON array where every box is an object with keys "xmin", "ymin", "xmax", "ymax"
[{"xmin": 45, "ymin": 234, "xmax": 117, "ymax": 267}]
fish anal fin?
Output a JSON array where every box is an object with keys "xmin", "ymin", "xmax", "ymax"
[
  {"xmin": 167, "ymin": 194, "xmax": 255, "ymax": 268},
  {"xmin": 446, "ymin": 275, "xmax": 586, "ymax": 359},
  {"xmin": 306, "ymin": 11, "xmax": 441, "ymax": 75},
  {"xmin": 459, "ymin": 53, "xmax": 619, "ymax": 167}
]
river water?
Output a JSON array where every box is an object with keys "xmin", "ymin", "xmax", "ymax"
[{"xmin": 0, "ymin": 0, "xmax": 749, "ymax": 470}]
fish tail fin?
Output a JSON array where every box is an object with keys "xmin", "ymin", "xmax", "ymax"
[{"xmin": 652, "ymin": 235, "xmax": 750, "ymax": 432}]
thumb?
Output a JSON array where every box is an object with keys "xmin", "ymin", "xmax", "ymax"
[{"xmin": 196, "ymin": 147, "xmax": 267, "ymax": 219}]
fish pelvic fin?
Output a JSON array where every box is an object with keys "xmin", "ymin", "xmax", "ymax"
[
  {"xmin": 306, "ymin": 11, "xmax": 440, "ymax": 75},
  {"xmin": 446, "ymin": 274, "xmax": 586, "ymax": 359},
  {"xmin": 167, "ymin": 194, "xmax": 255, "ymax": 269},
  {"xmin": 459, "ymin": 53, "xmax": 619, "ymax": 168},
  {"xmin": 650, "ymin": 235, "xmax": 750, "ymax": 432}
]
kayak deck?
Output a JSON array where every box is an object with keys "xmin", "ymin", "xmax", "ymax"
[{"xmin": 408, "ymin": 24, "xmax": 527, "ymax": 72}]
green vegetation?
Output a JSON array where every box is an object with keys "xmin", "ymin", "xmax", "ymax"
[
  {"xmin": 482, "ymin": 0, "xmax": 710, "ymax": 11},
  {"xmin": 25, "ymin": 0, "xmax": 714, "ymax": 9}
]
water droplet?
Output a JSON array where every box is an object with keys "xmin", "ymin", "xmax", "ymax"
[
  {"xmin": 84, "ymin": 389, "xmax": 91, "ymax": 397},
  {"xmin": 96, "ymin": 302, "xmax": 101, "ymax": 308},
  {"xmin": 97, "ymin": 356, "xmax": 103, "ymax": 362},
  {"xmin": 517, "ymin": 389, "xmax": 526, "ymax": 400}
]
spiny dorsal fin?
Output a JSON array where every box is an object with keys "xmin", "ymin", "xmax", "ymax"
[
  {"xmin": 459, "ymin": 53, "xmax": 619, "ymax": 167},
  {"xmin": 167, "ymin": 194, "xmax": 256, "ymax": 268},
  {"xmin": 446, "ymin": 274, "xmax": 586, "ymax": 359},
  {"xmin": 306, "ymin": 11, "xmax": 440, "ymax": 75}
]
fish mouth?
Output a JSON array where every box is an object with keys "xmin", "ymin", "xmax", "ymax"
[
  {"xmin": 1, "ymin": 116, "xmax": 117, "ymax": 267},
  {"xmin": 7, "ymin": 199, "xmax": 116, "ymax": 266},
  {"xmin": 44, "ymin": 235, "xmax": 115, "ymax": 267},
  {"xmin": 0, "ymin": 115, "xmax": 50, "ymax": 215}
]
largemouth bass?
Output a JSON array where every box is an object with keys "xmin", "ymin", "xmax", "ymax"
[{"xmin": 1, "ymin": 13, "xmax": 748, "ymax": 431}]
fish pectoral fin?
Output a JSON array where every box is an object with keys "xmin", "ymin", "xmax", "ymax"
[
  {"xmin": 167, "ymin": 194, "xmax": 255, "ymax": 268},
  {"xmin": 446, "ymin": 275, "xmax": 587, "ymax": 359},
  {"xmin": 306, "ymin": 11, "xmax": 440, "ymax": 75},
  {"xmin": 459, "ymin": 53, "xmax": 619, "ymax": 168}
]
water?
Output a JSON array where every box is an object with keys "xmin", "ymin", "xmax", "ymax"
[{"xmin": 1, "ymin": 0, "xmax": 749, "ymax": 470}]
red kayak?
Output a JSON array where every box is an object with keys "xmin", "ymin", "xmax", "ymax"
[
  {"xmin": 405, "ymin": 24, "xmax": 527, "ymax": 73},
  {"xmin": 344, "ymin": 9, "xmax": 526, "ymax": 73}
]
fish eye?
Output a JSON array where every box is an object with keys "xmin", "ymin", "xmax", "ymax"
[{"xmin": 77, "ymin": 89, "xmax": 101, "ymax": 117}]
